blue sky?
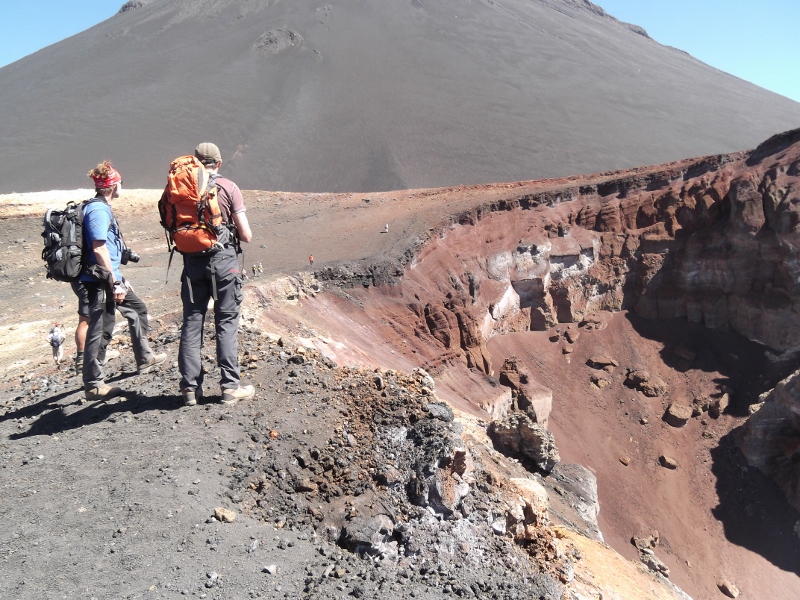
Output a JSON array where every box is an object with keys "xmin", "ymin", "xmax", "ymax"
[
  {"xmin": 1, "ymin": 0, "xmax": 798, "ymax": 103},
  {"xmin": 598, "ymin": 0, "xmax": 800, "ymax": 103}
]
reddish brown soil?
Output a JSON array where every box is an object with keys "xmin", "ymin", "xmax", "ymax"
[{"xmin": 486, "ymin": 312, "xmax": 800, "ymax": 600}]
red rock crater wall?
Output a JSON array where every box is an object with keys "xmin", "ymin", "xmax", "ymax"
[{"xmin": 387, "ymin": 128, "xmax": 800, "ymax": 376}]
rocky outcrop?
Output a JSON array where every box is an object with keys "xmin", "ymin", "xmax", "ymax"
[
  {"xmin": 253, "ymin": 29, "xmax": 305, "ymax": 56},
  {"xmin": 498, "ymin": 357, "xmax": 553, "ymax": 427},
  {"xmin": 411, "ymin": 298, "xmax": 494, "ymax": 374},
  {"xmin": 632, "ymin": 530, "xmax": 671, "ymax": 577},
  {"xmin": 549, "ymin": 464, "xmax": 602, "ymax": 541},
  {"xmin": 625, "ymin": 369, "xmax": 668, "ymax": 397},
  {"xmin": 487, "ymin": 413, "xmax": 560, "ymax": 473},
  {"xmin": 739, "ymin": 369, "xmax": 800, "ymax": 511},
  {"xmin": 118, "ymin": 0, "xmax": 148, "ymax": 12},
  {"xmin": 407, "ymin": 401, "xmax": 475, "ymax": 519},
  {"xmin": 664, "ymin": 403, "xmax": 693, "ymax": 428}
]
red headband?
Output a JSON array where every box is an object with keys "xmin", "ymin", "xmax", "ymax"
[{"xmin": 91, "ymin": 167, "xmax": 122, "ymax": 189}]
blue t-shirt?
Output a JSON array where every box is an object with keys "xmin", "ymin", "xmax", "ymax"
[{"xmin": 80, "ymin": 199, "xmax": 123, "ymax": 282}]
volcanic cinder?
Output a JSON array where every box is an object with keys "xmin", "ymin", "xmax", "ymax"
[{"xmin": 1, "ymin": 0, "xmax": 799, "ymax": 193}]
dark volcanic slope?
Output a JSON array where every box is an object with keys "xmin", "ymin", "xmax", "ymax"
[{"xmin": 1, "ymin": 0, "xmax": 799, "ymax": 194}]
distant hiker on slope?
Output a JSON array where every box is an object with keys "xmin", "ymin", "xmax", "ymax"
[
  {"xmin": 79, "ymin": 161, "xmax": 167, "ymax": 402},
  {"xmin": 48, "ymin": 323, "xmax": 66, "ymax": 364},
  {"xmin": 165, "ymin": 143, "xmax": 254, "ymax": 407}
]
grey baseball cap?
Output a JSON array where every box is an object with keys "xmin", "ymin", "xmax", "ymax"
[{"xmin": 194, "ymin": 142, "xmax": 222, "ymax": 164}]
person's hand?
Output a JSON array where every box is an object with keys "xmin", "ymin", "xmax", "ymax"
[{"xmin": 112, "ymin": 280, "xmax": 127, "ymax": 304}]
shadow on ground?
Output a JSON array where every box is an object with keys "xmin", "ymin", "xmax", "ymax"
[
  {"xmin": 626, "ymin": 313, "xmax": 797, "ymax": 415},
  {"xmin": 9, "ymin": 388, "xmax": 183, "ymax": 440},
  {"xmin": 625, "ymin": 312, "xmax": 800, "ymax": 575},
  {"xmin": 711, "ymin": 429, "xmax": 800, "ymax": 577}
]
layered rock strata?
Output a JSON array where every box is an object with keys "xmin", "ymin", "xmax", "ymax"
[
  {"xmin": 317, "ymin": 128, "xmax": 800, "ymax": 379},
  {"xmin": 441, "ymin": 128, "xmax": 800, "ymax": 357},
  {"xmin": 739, "ymin": 369, "xmax": 800, "ymax": 511}
]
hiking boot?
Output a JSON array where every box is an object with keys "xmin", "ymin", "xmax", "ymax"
[
  {"xmin": 182, "ymin": 387, "xmax": 203, "ymax": 407},
  {"xmin": 99, "ymin": 349, "xmax": 120, "ymax": 366},
  {"xmin": 220, "ymin": 385, "xmax": 255, "ymax": 405},
  {"xmin": 137, "ymin": 352, "xmax": 168, "ymax": 374},
  {"xmin": 84, "ymin": 384, "xmax": 122, "ymax": 402}
]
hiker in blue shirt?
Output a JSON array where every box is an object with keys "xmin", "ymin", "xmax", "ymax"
[{"xmin": 79, "ymin": 161, "xmax": 167, "ymax": 402}]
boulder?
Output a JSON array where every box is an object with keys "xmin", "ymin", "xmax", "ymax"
[
  {"xmin": 294, "ymin": 478, "xmax": 318, "ymax": 493},
  {"xmin": 692, "ymin": 394, "xmax": 713, "ymax": 415},
  {"xmin": 488, "ymin": 413, "xmax": 560, "ymax": 473},
  {"xmin": 709, "ymin": 392, "xmax": 730, "ymax": 418},
  {"xmin": 640, "ymin": 549, "xmax": 670, "ymax": 577},
  {"xmin": 626, "ymin": 369, "xmax": 650, "ymax": 387},
  {"xmin": 626, "ymin": 369, "xmax": 668, "ymax": 397},
  {"xmin": 378, "ymin": 466, "xmax": 404, "ymax": 487},
  {"xmin": 632, "ymin": 530, "xmax": 659, "ymax": 551},
  {"xmin": 717, "ymin": 579, "xmax": 741, "ymax": 598},
  {"xmin": 586, "ymin": 355, "xmax": 619, "ymax": 370},
  {"xmin": 338, "ymin": 514, "xmax": 397, "ymax": 559},
  {"xmin": 664, "ymin": 403, "xmax": 693, "ymax": 427},
  {"xmin": 659, "ymin": 455, "xmax": 678, "ymax": 470},
  {"xmin": 373, "ymin": 374, "xmax": 385, "ymax": 390},
  {"xmin": 214, "ymin": 507, "xmax": 237, "ymax": 523}
]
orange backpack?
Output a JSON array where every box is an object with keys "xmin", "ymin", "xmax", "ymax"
[{"xmin": 158, "ymin": 156, "xmax": 226, "ymax": 255}]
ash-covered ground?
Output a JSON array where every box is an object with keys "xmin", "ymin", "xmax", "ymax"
[{"xmin": 0, "ymin": 315, "xmax": 577, "ymax": 599}]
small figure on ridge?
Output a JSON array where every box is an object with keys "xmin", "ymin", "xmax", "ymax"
[{"xmin": 48, "ymin": 322, "xmax": 66, "ymax": 365}]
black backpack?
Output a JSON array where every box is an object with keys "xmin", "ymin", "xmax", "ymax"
[{"xmin": 41, "ymin": 200, "xmax": 92, "ymax": 282}]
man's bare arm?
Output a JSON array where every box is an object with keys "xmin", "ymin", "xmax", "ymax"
[{"xmin": 233, "ymin": 212, "xmax": 252, "ymax": 243}]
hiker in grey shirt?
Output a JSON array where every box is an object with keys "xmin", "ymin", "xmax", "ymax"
[{"xmin": 178, "ymin": 143, "xmax": 254, "ymax": 407}]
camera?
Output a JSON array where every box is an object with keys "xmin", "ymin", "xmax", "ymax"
[{"xmin": 121, "ymin": 248, "xmax": 140, "ymax": 265}]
